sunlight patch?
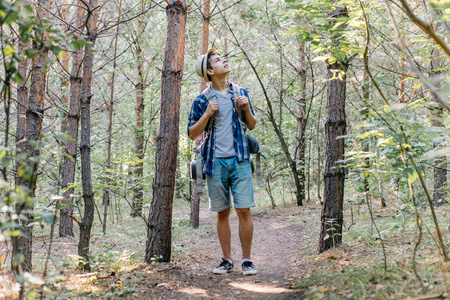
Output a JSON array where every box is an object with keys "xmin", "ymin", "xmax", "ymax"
[
  {"xmin": 229, "ymin": 282, "xmax": 291, "ymax": 294},
  {"xmin": 178, "ymin": 287, "xmax": 209, "ymax": 297}
]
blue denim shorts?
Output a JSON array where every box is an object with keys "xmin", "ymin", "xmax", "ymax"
[{"xmin": 206, "ymin": 157, "xmax": 255, "ymax": 212}]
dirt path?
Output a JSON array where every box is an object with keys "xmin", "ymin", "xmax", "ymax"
[{"xmin": 136, "ymin": 201, "xmax": 310, "ymax": 299}]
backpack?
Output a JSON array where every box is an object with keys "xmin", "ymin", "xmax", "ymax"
[{"xmin": 190, "ymin": 82, "xmax": 267, "ymax": 194}]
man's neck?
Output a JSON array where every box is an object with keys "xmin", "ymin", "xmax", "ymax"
[{"xmin": 211, "ymin": 77, "xmax": 228, "ymax": 93}]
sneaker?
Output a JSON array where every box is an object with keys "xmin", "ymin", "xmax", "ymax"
[
  {"xmin": 213, "ymin": 259, "xmax": 234, "ymax": 274},
  {"xmin": 242, "ymin": 261, "xmax": 257, "ymax": 276}
]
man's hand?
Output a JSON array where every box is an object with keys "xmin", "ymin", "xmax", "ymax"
[
  {"xmin": 236, "ymin": 96, "xmax": 250, "ymax": 112},
  {"xmin": 206, "ymin": 100, "xmax": 219, "ymax": 117}
]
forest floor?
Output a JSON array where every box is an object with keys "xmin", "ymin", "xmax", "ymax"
[{"xmin": 1, "ymin": 191, "xmax": 450, "ymax": 299}]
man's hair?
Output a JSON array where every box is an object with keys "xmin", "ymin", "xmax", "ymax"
[{"xmin": 206, "ymin": 51, "xmax": 219, "ymax": 81}]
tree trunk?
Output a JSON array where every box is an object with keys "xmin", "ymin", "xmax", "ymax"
[
  {"xmin": 78, "ymin": 0, "xmax": 98, "ymax": 266},
  {"xmin": 60, "ymin": 9, "xmax": 70, "ymax": 135},
  {"xmin": 361, "ymin": 54, "xmax": 377, "ymax": 205},
  {"xmin": 15, "ymin": 40, "xmax": 29, "ymax": 181},
  {"xmin": 11, "ymin": 39, "xmax": 29, "ymax": 274},
  {"xmin": 103, "ymin": 0, "xmax": 121, "ymax": 232},
  {"xmin": 295, "ymin": 40, "xmax": 307, "ymax": 206},
  {"xmin": 316, "ymin": 96, "xmax": 323, "ymax": 202},
  {"xmin": 430, "ymin": 54, "xmax": 446, "ymax": 206},
  {"xmin": 191, "ymin": 0, "xmax": 210, "ymax": 228},
  {"xmin": 318, "ymin": 3, "xmax": 347, "ymax": 253},
  {"xmin": 145, "ymin": 0, "xmax": 187, "ymax": 263},
  {"xmin": 59, "ymin": 0, "xmax": 70, "ymax": 179},
  {"xmin": 199, "ymin": 0, "xmax": 210, "ymax": 92},
  {"xmin": 132, "ymin": 12, "xmax": 145, "ymax": 217},
  {"xmin": 398, "ymin": 57, "xmax": 406, "ymax": 103},
  {"xmin": 60, "ymin": 1, "xmax": 84, "ymax": 237},
  {"xmin": 15, "ymin": 0, "xmax": 50, "ymax": 271}
]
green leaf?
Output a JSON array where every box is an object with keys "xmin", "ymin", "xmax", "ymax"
[
  {"xmin": 42, "ymin": 213, "xmax": 57, "ymax": 224},
  {"xmin": 429, "ymin": 0, "xmax": 450, "ymax": 9},
  {"xmin": 312, "ymin": 56, "xmax": 328, "ymax": 62},
  {"xmin": 328, "ymin": 55, "xmax": 337, "ymax": 64},
  {"xmin": 24, "ymin": 49, "xmax": 36, "ymax": 59},
  {"xmin": 5, "ymin": 11, "xmax": 18, "ymax": 25},
  {"xmin": 13, "ymin": 72, "xmax": 23, "ymax": 84},
  {"xmin": 17, "ymin": 165, "xmax": 26, "ymax": 177},
  {"xmin": 51, "ymin": 45, "xmax": 62, "ymax": 56},
  {"xmin": 2, "ymin": 45, "xmax": 16, "ymax": 57},
  {"xmin": 284, "ymin": 28, "xmax": 300, "ymax": 34},
  {"xmin": 71, "ymin": 39, "xmax": 88, "ymax": 50},
  {"xmin": 8, "ymin": 229, "xmax": 21, "ymax": 237},
  {"xmin": 25, "ymin": 5, "xmax": 34, "ymax": 13},
  {"xmin": 403, "ymin": 167, "xmax": 419, "ymax": 184},
  {"xmin": 0, "ymin": 150, "xmax": 11, "ymax": 168}
]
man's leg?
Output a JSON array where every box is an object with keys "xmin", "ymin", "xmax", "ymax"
[
  {"xmin": 235, "ymin": 208, "xmax": 253, "ymax": 259},
  {"xmin": 217, "ymin": 207, "xmax": 232, "ymax": 260}
]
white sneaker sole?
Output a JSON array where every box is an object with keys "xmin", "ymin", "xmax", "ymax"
[
  {"xmin": 243, "ymin": 270, "xmax": 257, "ymax": 276},
  {"xmin": 213, "ymin": 268, "xmax": 233, "ymax": 274}
]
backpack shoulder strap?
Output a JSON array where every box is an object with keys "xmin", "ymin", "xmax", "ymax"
[
  {"xmin": 201, "ymin": 85, "xmax": 217, "ymax": 133},
  {"xmin": 230, "ymin": 82, "xmax": 247, "ymax": 131},
  {"xmin": 201, "ymin": 85, "xmax": 218, "ymax": 104}
]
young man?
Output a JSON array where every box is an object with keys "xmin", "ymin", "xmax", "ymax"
[{"xmin": 187, "ymin": 49, "xmax": 258, "ymax": 276}]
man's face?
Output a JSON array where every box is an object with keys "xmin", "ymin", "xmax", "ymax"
[{"xmin": 207, "ymin": 53, "xmax": 230, "ymax": 78}]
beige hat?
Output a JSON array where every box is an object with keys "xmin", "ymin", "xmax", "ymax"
[{"xmin": 194, "ymin": 48, "xmax": 217, "ymax": 82}]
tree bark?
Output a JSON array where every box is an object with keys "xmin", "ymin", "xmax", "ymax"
[
  {"xmin": 430, "ymin": 53, "xmax": 446, "ymax": 206},
  {"xmin": 191, "ymin": 0, "xmax": 210, "ymax": 228},
  {"xmin": 15, "ymin": 40, "xmax": 29, "ymax": 182},
  {"xmin": 15, "ymin": 0, "xmax": 50, "ymax": 272},
  {"xmin": 398, "ymin": 57, "xmax": 406, "ymax": 103},
  {"xmin": 199, "ymin": 0, "xmax": 210, "ymax": 92},
  {"xmin": 145, "ymin": 0, "xmax": 187, "ymax": 263},
  {"xmin": 60, "ymin": 1, "xmax": 70, "ymax": 135},
  {"xmin": 78, "ymin": 0, "xmax": 98, "ymax": 266},
  {"xmin": 316, "ymin": 96, "xmax": 323, "ymax": 202},
  {"xmin": 11, "ymin": 39, "xmax": 29, "ymax": 274},
  {"xmin": 103, "ymin": 0, "xmax": 121, "ymax": 232},
  {"xmin": 295, "ymin": 40, "xmax": 307, "ymax": 206},
  {"xmin": 131, "ymin": 11, "xmax": 145, "ymax": 217},
  {"xmin": 60, "ymin": 1, "xmax": 84, "ymax": 237},
  {"xmin": 318, "ymin": 3, "xmax": 347, "ymax": 253}
]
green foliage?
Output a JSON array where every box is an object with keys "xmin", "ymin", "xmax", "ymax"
[{"xmin": 284, "ymin": 0, "xmax": 362, "ymax": 62}]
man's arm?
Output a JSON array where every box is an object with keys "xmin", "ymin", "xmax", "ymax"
[
  {"xmin": 188, "ymin": 101, "xmax": 218, "ymax": 140},
  {"xmin": 236, "ymin": 95, "xmax": 257, "ymax": 130},
  {"xmin": 243, "ymin": 108, "xmax": 256, "ymax": 130}
]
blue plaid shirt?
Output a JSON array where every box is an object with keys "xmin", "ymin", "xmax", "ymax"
[{"xmin": 187, "ymin": 82, "xmax": 255, "ymax": 177}]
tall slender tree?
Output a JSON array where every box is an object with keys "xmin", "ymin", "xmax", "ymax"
[
  {"xmin": 11, "ymin": 39, "xmax": 29, "ymax": 275},
  {"xmin": 131, "ymin": 8, "xmax": 145, "ymax": 217},
  {"xmin": 78, "ymin": 0, "xmax": 98, "ymax": 266},
  {"xmin": 60, "ymin": 1, "xmax": 85, "ymax": 237},
  {"xmin": 59, "ymin": 1, "xmax": 70, "ymax": 135},
  {"xmin": 15, "ymin": 40, "xmax": 28, "ymax": 181},
  {"xmin": 145, "ymin": 0, "xmax": 187, "ymax": 263},
  {"xmin": 14, "ymin": 0, "xmax": 50, "ymax": 272},
  {"xmin": 295, "ymin": 40, "xmax": 307, "ymax": 206},
  {"xmin": 430, "ymin": 52, "xmax": 446, "ymax": 206},
  {"xmin": 318, "ymin": 1, "xmax": 348, "ymax": 253},
  {"xmin": 103, "ymin": 0, "xmax": 122, "ymax": 232},
  {"xmin": 190, "ymin": 0, "xmax": 210, "ymax": 228}
]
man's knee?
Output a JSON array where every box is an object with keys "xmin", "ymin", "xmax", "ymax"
[
  {"xmin": 217, "ymin": 207, "xmax": 231, "ymax": 221},
  {"xmin": 236, "ymin": 208, "xmax": 251, "ymax": 220}
]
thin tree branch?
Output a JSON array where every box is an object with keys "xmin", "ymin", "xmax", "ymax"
[
  {"xmin": 398, "ymin": 0, "xmax": 450, "ymax": 59},
  {"xmin": 385, "ymin": 0, "xmax": 450, "ymax": 113}
]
